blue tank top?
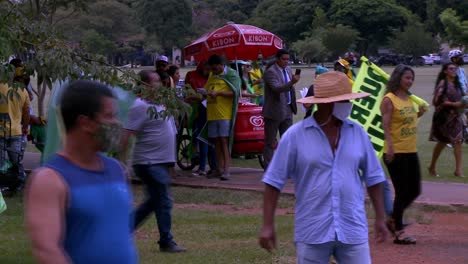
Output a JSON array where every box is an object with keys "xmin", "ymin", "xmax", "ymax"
[{"xmin": 45, "ymin": 154, "xmax": 137, "ymax": 264}]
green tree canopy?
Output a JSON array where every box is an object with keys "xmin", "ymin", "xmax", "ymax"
[
  {"xmin": 390, "ymin": 22, "xmax": 438, "ymax": 56},
  {"xmin": 138, "ymin": 0, "xmax": 192, "ymax": 51},
  {"xmin": 329, "ymin": 0, "xmax": 411, "ymax": 54},
  {"xmin": 439, "ymin": 8, "xmax": 468, "ymax": 48},
  {"xmin": 248, "ymin": 0, "xmax": 319, "ymax": 44},
  {"xmin": 321, "ymin": 24, "xmax": 360, "ymax": 59}
]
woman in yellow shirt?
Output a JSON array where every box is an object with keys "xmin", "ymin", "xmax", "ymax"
[{"xmin": 381, "ymin": 65, "xmax": 427, "ymax": 245}]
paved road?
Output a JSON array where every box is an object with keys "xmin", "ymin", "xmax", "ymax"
[{"xmin": 23, "ymin": 152, "xmax": 468, "ymax": 207}]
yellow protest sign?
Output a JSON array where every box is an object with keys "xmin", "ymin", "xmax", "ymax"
[
  {"xmin": 350, "ymin": 57, "xmax": 387, "ymax": 157},
  {"xmin": 350, "ymin": 57, "xmax": 429, "ymax": 157}
]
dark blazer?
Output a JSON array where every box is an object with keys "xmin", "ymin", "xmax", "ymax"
[{"xmin": 262, "ymin": 63, "xmax": 297, "ymax": 121}]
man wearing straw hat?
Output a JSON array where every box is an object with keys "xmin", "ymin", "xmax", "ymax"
[{"xmin": 259, "ymin": 71, "xmax": 388, "ymax": 263}]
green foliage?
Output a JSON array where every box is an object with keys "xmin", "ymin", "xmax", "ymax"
[
  {"xmin": 390, "ymin": 23, "xmax": 437, "ymax": 56},
  {"xmin": 321, "ymin": 24, "xmax": 360, "ymax": 59},
  {"xmin": 138, "ymin": 0, "xmax": 192, "ymax": 50},
  {"xmin": 0, "ymin": 1, "xmax": 190, "ymax": 118},
  {"xmin": 439, "ymin": 8, "xmax": 468, "ymax": 48},
  {"xmin": 81, "ymin": 30, "xmax": 116, "ymax": 55},
  {"xmin": 292, "ymin": 38, "xmax": 327, "ymax": 63},
  {"xmin": 329, "ymin": 0, "xmax": 411, "ymax": 54},
  {"xmin": 248, "ymin": 0, "xmax": 318, "ymax": 44}
]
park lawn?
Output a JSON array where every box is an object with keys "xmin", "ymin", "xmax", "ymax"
[
  {"xmin": 0, "ymin": 185, "xmax": 455, "ymax": 264},
  {"xmin": 0, "ymin": 186, "xmax": 297, "ymax": 264}
]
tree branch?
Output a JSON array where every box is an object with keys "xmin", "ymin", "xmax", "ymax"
[{"xmin": 52, "ymin": 9, "xmax": 78, "ymax": 27}]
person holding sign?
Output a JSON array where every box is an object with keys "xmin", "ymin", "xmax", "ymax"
[
  {"xmin": 381, "ymin": 65, "xmax": 427, "ymax": 245},
  {"xmin": 428, "ymin": 62, "xmax": 466, "ymax": 178}
]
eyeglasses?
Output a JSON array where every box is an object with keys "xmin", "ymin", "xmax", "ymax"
[{"xmin": 447, "ymin": 67, "xmax": 458, "ymax": 71}]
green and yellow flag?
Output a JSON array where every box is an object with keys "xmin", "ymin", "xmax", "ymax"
[
  {"xmin": 0, "ymin": 190, "xmax": 6, "ymax": 214},
  {"xmin": 350, "ymin": 57, "xmax": 429, "ymax": 157}
]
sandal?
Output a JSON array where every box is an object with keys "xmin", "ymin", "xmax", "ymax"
[
  {"xmin": 454, "ymin": 172, "xmax": 466, "ymax": 178},
  {"xmin": 393, "ymin": 230, "xmax": 417, "ymax": 245}
]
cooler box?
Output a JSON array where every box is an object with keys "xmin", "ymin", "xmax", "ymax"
[{"xmin": 232, "ymin": 103, "xmax": 264, "ymax": 154}]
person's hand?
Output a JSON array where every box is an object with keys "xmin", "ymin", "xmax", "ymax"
[
  {"xmin": 418, "ymin": 105, "xmax": 427, "ymax": 116},
  {"xmin": 259, "ymin": 225, "xmax": 276, "ymax": 252},
  {"xmin": 208, "ymin": 90, "xmax": 218, "ymax": 97},
  {"xmin": 254, "ymin": 79, "xmax": 263, "ymax": 85},
  {"xmin": 385, "ymin": 146, "xmax": 394, "ymax": 163},
  {"xmin": 374, "ymin": 218, "xmax": 389, "ymax": 243},
  {"xmin": 291, "ymin": 74, "xmax": 300, "ymax": 84}
]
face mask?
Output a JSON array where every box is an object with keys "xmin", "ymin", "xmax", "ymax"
[
  {"xmin": 333, "ymin": 102, "xmax": 353, "ymax": 120},
  {"xmin": 94, "ymin": 122, "xmax": 123, "ymax": 152}
]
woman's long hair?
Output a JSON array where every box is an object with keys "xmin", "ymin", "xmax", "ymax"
[
  {"xmin": 434, "ymin": 62, "xmax": 461, "ymax": 91},
  {"xmin": 385, "ymin": 64, "xmax": 414, "ymax": 94},
  {"xmin": 433, "ymin": 62, "xmax": 462, "ymax": 105}
]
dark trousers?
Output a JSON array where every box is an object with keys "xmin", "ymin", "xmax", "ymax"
[
  {"xmin": 384, "ymin": 153, "xmax": 421, "ymax": 231},
  {"xmin": 263, "ymin": 117, "xmax": 292, "ymax": 169},
  {"xmin": 132, "ymin": 164, "xmax": 174, "ymax": 245}
]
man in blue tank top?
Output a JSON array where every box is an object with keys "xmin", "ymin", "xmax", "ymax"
[{"xmin": 24, "ymin": 80, "xmax": 137, "ymax": 264}]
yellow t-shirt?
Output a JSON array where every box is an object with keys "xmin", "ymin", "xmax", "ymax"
[
  {"xmin": 249, "ymin": 68, "xmax": 263, "ymax": 95},
  {"xmin": 0, "ymin": 83, "xmax": 30, "ymax": 136},
  {"xmin": 206, "ymin": 74, "xmax": 233, "ymax": 121},
  {"xmin": 383, "ymin": 93, "xmax": 418, "ymax": 153}
]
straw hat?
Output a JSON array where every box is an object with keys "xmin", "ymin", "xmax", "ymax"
[{"xmin": 297, "ymin": 71, "xmax": 370, "ymax": 104}]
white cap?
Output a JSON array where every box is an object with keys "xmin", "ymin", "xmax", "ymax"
[{"xmin": 156, "ymin": 55, "xmax": 169, "ymax": 63}]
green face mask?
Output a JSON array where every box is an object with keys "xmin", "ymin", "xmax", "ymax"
[{"xmin": 94, "ymin": 122, "xmax": 123, "ymax": 152}]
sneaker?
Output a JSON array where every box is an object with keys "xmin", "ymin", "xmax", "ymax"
[
  {"xmin": 191, "ymin": 170, "xmax": 206, "ymax": 177},
  {"xmin": 159, "ymin": 241, "xmax": 187, "ymax": 253},
  {"xmin": 447, "ymin": 143, "xmax": 453, "ymax": 148},
  {"xmin": 220, "ymin": 172, "xmax": 230, "ymax": 181}
]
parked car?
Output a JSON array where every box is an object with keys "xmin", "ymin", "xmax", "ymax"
[
  {"xmin": 376, "ymin": 54, "xmax": 400, "ymax": 66},
  {"xmin": 428, "ymin": 53, "xmax": 441, "ymax": 64},
  {"xmin": 419, "ymin": 56, "xmax": 434, "ymax": 66}
]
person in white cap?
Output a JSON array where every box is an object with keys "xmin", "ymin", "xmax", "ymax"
[
  {"xmin": 155, "ymin": 55, "xmax": 170, "ymax": 87},
  {"xmin": 259, "ymin": 71, "xmax": 388, "ymax": 263}
]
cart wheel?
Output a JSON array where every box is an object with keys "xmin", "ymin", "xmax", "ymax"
[
  {"xmin": 258, "ymin": 154, "xmax": 266, "ymax": 170},
  {"xmin": 177, "ymin": 135, "xmax": 197, "ymax": 171}
]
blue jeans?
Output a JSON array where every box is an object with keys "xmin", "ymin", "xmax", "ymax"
[
  {"xmin": 0, "ymin": 136, "xmax": 26, "ymax": 188},
  {"xmin": 296, "ymin": 240, "xmax": 371, "ymax": 264},
  {"xmin": 132, "ymin": 164, "xmax": 174, "ymax": 245},
  {"xmin": 194, "ymin": 105, "xmax": 217, "ymax": 171}
]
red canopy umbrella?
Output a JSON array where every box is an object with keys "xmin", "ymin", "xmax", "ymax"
[{"xmin": 184, "ymin": 23, "xmax": 283, "ymax": 61}]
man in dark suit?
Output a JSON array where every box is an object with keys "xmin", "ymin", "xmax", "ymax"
[{"xmin": 262, "ymin": 49, "xmax": 300, "ymax": 168}]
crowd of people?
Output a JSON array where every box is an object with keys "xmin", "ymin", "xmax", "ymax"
[{"xmin": 0, "ymin": 48, "xmax": 466, "ymax": 263}]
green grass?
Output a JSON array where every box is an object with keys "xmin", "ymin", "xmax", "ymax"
[
  {"xmin": 0, "ymin": 186, "xmax": 296, "ymax": 264},
  {"xmin": 2, "ymin": 185, "xmax": 456, "ymax": 264}
]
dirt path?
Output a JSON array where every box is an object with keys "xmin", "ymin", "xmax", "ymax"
[
  {"xmin": 175, "ymin": 203, "xmax": 468, "ymax": 263},
  {"xmin": 370, "ymin": 213, "xmax": 468, "ymax": 263}
]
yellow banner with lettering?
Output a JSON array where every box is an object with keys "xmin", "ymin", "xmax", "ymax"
[{"xmin": 350, "ymin": 57, "xmax": 428, "ymax": 157}]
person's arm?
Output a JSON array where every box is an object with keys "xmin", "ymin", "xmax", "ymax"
[
  {"xmin": 241, "ymin": 91, "xmax": 258, "ymax": 98},
  {"xmin": 367, "ymin": 183, "xmax": 388, "ymax": 242},
  {"xmin": 264, "ymin": 68, "xmax": 300, "ymax": 94},
  {"xmin": 25, "ymin": 168, "xmax": 71, "ymax": 264},
  {"xmin": 208, "ymin": 90, "xmax": 234, "ymax": 98},
  {"xmin": 29, "ymin": 115, "xmax": 43, "ymax": 125},
  {"xmin": 380, "ymin": 97, "xmax": 394, "ymax": 162},
  {"xmin": 21, "ymin": 95, "xmax": 31, "ymax": 135},
  {"xmin": 259, "ymin": 184, "xmax": 280, "ymax": 252}
]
